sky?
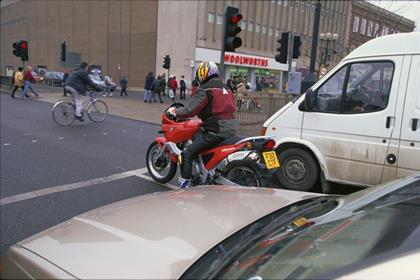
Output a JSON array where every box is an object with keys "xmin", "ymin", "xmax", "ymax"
[{"xmin": 368, "ymin": 0, "xmax": 420, "ymax": 31}]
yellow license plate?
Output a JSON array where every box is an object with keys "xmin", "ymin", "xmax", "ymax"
[{"xmin": 262, "ymin": 151, "xmax": 280, "ymax": 169}]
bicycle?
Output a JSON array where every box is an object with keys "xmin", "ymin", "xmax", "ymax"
[{"xmin": 52, "ymin": 91, "xmax": 108, "ymax": 126}]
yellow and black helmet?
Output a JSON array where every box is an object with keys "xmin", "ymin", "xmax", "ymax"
[{"xmin": 195, "ymin": 61, "xmax": 219, "ymax": 84}]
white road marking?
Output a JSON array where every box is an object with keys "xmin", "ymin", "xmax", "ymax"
[
  {"xmin": 122, "ymin": 130, "xmax": 126, "ymax": 133},
  {"xmin": 31, "ymin": 140, "xmax": 38, "ymax": 143},
  {"xmin": 0, "ymin": 167, "xmax": 177, "ymax": 206},
  {"xmin": 58, "ymin": 137, "xmax": 64, "ymax": 140},
  {"xmin": 82, "ymin": 134, "xmax": 87, "ymax": 137},
  {"xmin": 3, "ymin": 143, "xmax": 11, "ymax": 146},
  {"xmin": 102, "ymin": 132, "xmax": 108, "ymax": 135}
]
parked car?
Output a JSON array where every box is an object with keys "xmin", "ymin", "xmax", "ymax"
[
  {"xmin": 43, "ymin": 71, "xmax": 64, "ymax": 87},
  {"xmin": 1, "ymin": 173, "xmax": 419, "ymax": 279},
  {"xmin": 89, "ymin": 74, "xmax": 116, "ymax": 92},
  {"xmin": 261, "ymin": 32, "xmax": 420, "ymax": 193}
]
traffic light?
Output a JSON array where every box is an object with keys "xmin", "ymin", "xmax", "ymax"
[
  {"xmin": 13, "ymin": 42, "xmax": 21, "ymax": 58},
  {"xmin": 292, "ymin": 35, "xmax": 301, "ymax": 59},
  {"xmin": 224, "ymin": 6, "xmax": 243, "ymax": 52},
  {"xmin": 163, "ymin": 55, "xmax": 171, "ymax": 69},
  {"xmin": 61, "ymin": 41, "xmax": 67, "ymax": 62},
  {"xmin": 275, "ymin": 32, "xmax": 289, "ymax": 64},
  {"xmin": 12, "ymin": 40, "xmax": 29, "ymax": 61},
  {"xmin": 20, "ymin": 41, "xmax": 28, "ymax": 61}
]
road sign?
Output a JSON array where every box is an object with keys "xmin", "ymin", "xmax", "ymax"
[
  {"xmin": 288, "ymin": 71, "xmax": 302, "ymax": 94},
  {"xmin": 320, "ymin": 67, "xmax": 327, "ymax": 76}
]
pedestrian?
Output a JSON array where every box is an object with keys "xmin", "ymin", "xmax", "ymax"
[
  {"xmin": 169, "ymin": 76, "xmax": 178, "ymax": 100},
  {"xmin": 151, "ymin": 75, "xmax": 163, "ymax": 103},
  {"xmin": 11, "ymin": 67, "xmax": 24, "ymax": 98},
  {"xmin": 21, "ymin": 65, "xmax": 39, "ymax": 98},
  {"xmin": 103, "ymin": 74, "xmax": 113, "ymax": 96},
  {"xmin": 179, "ymin": 75, "xmax": 187, "ymax": 99},
  {"xmin": 191, "ymin": 78, "xmax": 199, "ymax": 97},
  {"xmin": 62, "ymin": 70, "xmax": 69, "ymax": 96},
  {"xmin": 226, "ymin": 78, "xmax": 237, "ymax": 93},
  {"xmin": 120, "ymin": 75, "xmax": 128, "ymax": 96},
  {"xmin": 64, "ymin": 62, "xmax": 102, "ymax": 121},
  {"xmin": 161, "ymin": 73, "xmax": 166, "ymax": 96},
  {"xmin": 144, "ymin": 71, "xmax": 154, "ymax": 103}
]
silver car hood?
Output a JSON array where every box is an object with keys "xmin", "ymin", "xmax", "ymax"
[{"xmin": 17, "ymin": 186, "xmax": 318, "ymax": 279}]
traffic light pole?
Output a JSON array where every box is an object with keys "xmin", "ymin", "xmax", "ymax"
[
  {"xmin": 219, "ymin": 6, "xmax": 228, "ymax": 81},
  {"xmin": 287, "ymin": 33, "xmax": 295, "ymax": 74}
]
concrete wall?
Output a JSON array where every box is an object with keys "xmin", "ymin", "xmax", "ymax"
[
  {"xmin": 155, "ymin": 0, "xmax": 199, "ymax": 84},
  {"xmin": 0, "ymin": 0, "xmax": 158, "ymax": 87}
]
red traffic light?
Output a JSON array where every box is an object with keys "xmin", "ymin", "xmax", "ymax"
[
  {"xmin": 230, "ymin": 14, "xmax": 242, "ymax": 24},
  {"xmin": 21, "ymin": 41, "xmax": 28, "ymax": 49}
]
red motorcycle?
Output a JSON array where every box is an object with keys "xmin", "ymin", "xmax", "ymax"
[{"xmin": 146, "ymin": 104, "xmax": 280, "ymax": 187}]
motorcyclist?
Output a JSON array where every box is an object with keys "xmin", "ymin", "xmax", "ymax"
[
  {"xmin": 168, "ymin": 61, "xmax": 238, "ymax": 188},
  {"xmin": 64, "ymin": 62, "xmax": 102, "ymax": 121}
]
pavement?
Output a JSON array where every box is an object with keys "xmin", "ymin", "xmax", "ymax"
[{"xmin": 1, "ymin": 84, "xmax": 261, "ymax": 136}]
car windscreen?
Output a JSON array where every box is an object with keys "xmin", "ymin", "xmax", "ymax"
[{"xmin": 182, "ymin": 190, "xmax": 420, "ymax": 280}]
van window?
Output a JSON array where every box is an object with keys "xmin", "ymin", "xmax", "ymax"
[
  {"xmin": 315, "ymin": 66, "xmax": 346, "ymax": 113},
  {"xmin": 343, "ymin": 62, "xmax": 394, "ymax": 113},
  {"xmin": 312, "ymin": 61, "xmax": 394, "ymax": 114}
]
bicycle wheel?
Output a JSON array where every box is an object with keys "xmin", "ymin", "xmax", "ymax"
[
  {"xmin": 88, "ymin": 100, "xmax": 108, "ymax": 122},
  {"xmin": 52, "ymin": 101, "xmax": 75, "ymax": 126}
]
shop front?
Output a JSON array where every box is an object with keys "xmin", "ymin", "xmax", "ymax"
[{"xmin": 194, "ymin": 47, "xmax": 290, "ymax": 92}]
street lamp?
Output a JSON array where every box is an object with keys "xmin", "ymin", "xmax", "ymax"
[{"xmin": 319, "ymin": 32, "xmax": 339, "ymax": 66}]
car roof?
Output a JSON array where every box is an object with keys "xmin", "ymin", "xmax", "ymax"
[{"xmin": 343, "ymin": 32, "xmax": 420, "ymax": 61}]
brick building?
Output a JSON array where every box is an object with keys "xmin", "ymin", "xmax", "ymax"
[
  {"xmin": 0, "ymin": 0, "xmax": 415, "ymax": 88},
  {"xmin": 347, "ymin": 1, "xmax": 415, "ymax": 55}
]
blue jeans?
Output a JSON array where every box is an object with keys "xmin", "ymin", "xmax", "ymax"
[
  {"xmin": 144, "ymin": 89, "xmax": 151, "ymax": 102},
  {"xmin": 22, "ymin": 81, "xmax": 38, "ymax": 97}
]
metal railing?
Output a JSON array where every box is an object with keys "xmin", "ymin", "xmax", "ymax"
[{"xmin": 235, "ymin": 92, "xmax": 295, "ymax": 124}]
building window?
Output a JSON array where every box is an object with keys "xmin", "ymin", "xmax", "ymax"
[
  {"xmin": 353, "ymin": 16, "xmax": 359, "ymax": 33},
  {"xmin": 256, "ymin": 24, "xmax": 261, "ymax": 33},
  {"xmin": 216, "ymin": 14, "xmax": 223, "ymax": 25},
  {"xmin": 360, "ymin": 18, "xmax": 366, "ymax": 35},
  {"xmin": 269, "ymin": 27, "xmax": 274, "ymax": 36},
  {"xmin": 283, "ymin": 0, "xmax": 288, "ymax": 7},
  {"xmin": 382, "ymin": 26, "xmax": 389, "ymax": 36},
  {"xmin": 248, "ymin": 21, "xmax": 254, "ymax": 32},
  {"xmin": 275, "ymin": 28, "xmax": 280, "ymax": 37},
  {"xmin": 374, "ymin": 22, "xmax": 379, "ymax": 37},
  {"xmin": 262, "ymin": 25, "xmax": 267, "ymax": 34},
  {"xmin": 241, "ymin": 20, "xmax": 247, "ymax": 30},
  {"xmin": 208, "ymin": 12, "xmax": 215, "ymax": 23},
  {"xmin": 277, "ymin": 0, "xmax": 282, "ymax": 5},
  {"xmin": 367, "ymin": 21, "xmax": 373, "ymax": 37}
]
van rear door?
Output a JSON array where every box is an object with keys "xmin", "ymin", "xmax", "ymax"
[{"xmin": 397, "ymin": 55, "xmax": 420, "ymax": 177}]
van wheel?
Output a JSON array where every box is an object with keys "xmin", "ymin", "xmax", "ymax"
[{"xmin": 276, "ymin": 148, "xmax": 319, "ymax": 191}]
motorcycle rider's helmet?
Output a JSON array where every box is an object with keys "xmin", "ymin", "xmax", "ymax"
[{"xmin": 195, "ymin": 61, "xmax": 219, "ymax": 84}]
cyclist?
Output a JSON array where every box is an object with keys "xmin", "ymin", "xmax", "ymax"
[
  {"xmin": 168, "ymin": 61, "xmax": 238, "ymax": 188},
  {"xmin": 64, "ymin": 62, "xmax": 102, "ymax": 121}
]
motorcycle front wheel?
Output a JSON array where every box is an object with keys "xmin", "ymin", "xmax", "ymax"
[
  {"xmin": 223, "ymin": 163, "xmax": 262, "ymax": 187},
  {"xmin": 146, "ymin": 141, "xmax": 177, "ymax": 183}
]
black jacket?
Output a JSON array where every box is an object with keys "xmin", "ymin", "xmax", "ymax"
[
  {"xmin": 65, "ymin": 68, "xmax": 101, "ymax": 95},
  {"xmin": 144, "ymin": 74, "xmax": 154, "ymax": 90}
]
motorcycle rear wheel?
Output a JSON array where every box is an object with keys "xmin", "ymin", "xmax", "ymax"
[
  {"xmin": 223, "ymin": 163, "xmax": 262, "ymax": 187},
  {"xmin": 146, "ymin": 141, "xmax": 177, "ymax": 183}
]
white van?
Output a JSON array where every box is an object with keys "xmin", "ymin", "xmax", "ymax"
[{"xmin": 262, "ymin": 32, "xmax": 420, "ymax": 192}]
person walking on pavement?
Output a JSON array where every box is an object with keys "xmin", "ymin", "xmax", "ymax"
[
  {"xmin": 169, "ymin": 76, "xmax": 178, "ymax": 100},
  {"xmin": 151, "ymin": 75, "xmax": 163, "ymax": 103},
  {"xmin": 144, "ymin": 71, "xmax": 154, "ymax": 103},
  {"xmin": 120, "ymin": 75, "xmax": 128, "ymax": 96},
  {"xmin": 11, "ymin": 67, "xmax": 24, "ymax": 98},
  {"xmin": 62, "ymin": 70, "xmax": 69, "ymax": 96},
  {"xmin": 21, "ymin": 65, "xmax": 39, "ymax": 98},
  {"xmin": 161, "ymin": 73, "xmax": 166, "ymax": 96},
  {"xmin": 64, "ymin": 62, "xmax": 102, "ymax": 122},
  {"xmin": 179, "ymin": 75, "xmax": 187, "ymax": 100},
  {"xmin": 167, "ymin": 61, "xmax": 238, "ymax": 189}
]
